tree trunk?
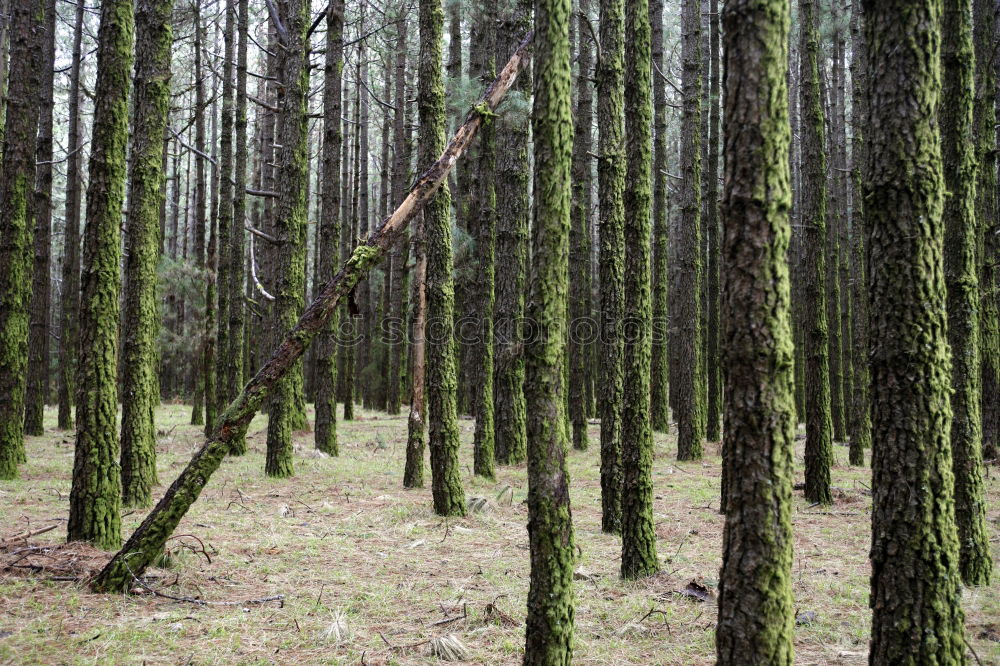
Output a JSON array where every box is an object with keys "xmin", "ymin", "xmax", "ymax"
[
  {"xmin": 472, "ymin": 1, "xmax": 498, "ymax": 478},
  {"xmin": 865, "ymin": 0, "xmax": 967, "ymax": 659},
  {"xmin": 569, "ymin": 0, "xmax": 593, "ymax": 453},
  {"xmin": 523, "ymin": 0, "xmax": 575, "ymax": 656},
  {"xmin": 90, "ymin": 32, "xmax": 534, "ymax": 593},
  {"xmin": 941, "ymin": 0, "xmax": 992, "ymax": 587},
  {"xmin": 421, "ymin": 0, "xmax": 466, "ymax": 517},
  {"xmin": 387, "ymin": 10, "xmax": 411, "ymax": 418},
  {"xmin": 974, "ymin": 0, "xmax": 1000, "ymax": 462},
  {"xmin": 0, "ymin": 0, "xmax": 46, "ymax": 479},
  {"xmin": 649, "ymin": 0, "xmax": 668, "ymax": 435},
  {"xmin": 847, "ymin": 0, "xmax": 871, "ymax": 465},
  {"xmin": 67, "ymin": 0, "xmax": 134, "ymax": 548},
  {"xmin": 704, "ymin": 0, "xmax": 721, "ymax": 443},
  {"xmin": 675, "ymin": 0, "xmax": 705, "ymax": 461},
  {"xmin": 315, "ymin": 0, "xmax": 345, "ymax": 456},
  {"xmin": 597, "ymin": 0, "xmax": 625, "ymax": 532},
  {"xmin": 264, "ymin": 0, "xmax": 311, "ymax": 478},
  {"xmin": 619, "ymin": 0, "xmax": 657, "ymax": 580},
  {"xmin": 798, "ymin": 0, "xmax": 833, "ymax": 505},
  {"xmin": 23, "ymin": 0, "xmax": 56, "ymax": 437},
  {"xmin": 58, "ymin": 0, "xmax": 86, "ymax": 431},
  {"xmin": 492, "ymin": 0, "xmax": 531, "ymax": 467},
  {"xmin": 120, "ymin": 0, "xmax": 174, "ymax": 508},
  {"xmin": 715, "ymin": 2, "xmax": 795, "ymax": 661}
]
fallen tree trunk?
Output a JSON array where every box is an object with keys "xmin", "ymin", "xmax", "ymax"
[{"xmin": 91, "ymin": 31, "xmax": 533, "ymax": 593}]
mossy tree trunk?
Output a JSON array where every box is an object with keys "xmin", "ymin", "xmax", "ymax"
[
  {"xmin": 315, "ymin": 0, "xmax": 345, "ymax": 457},
  {"xmin": 619, "ymin": 0, "xmax": 657, "ymax": 580},
  {"xmin": 847, "ymin": 0, "xmax": 871, "ymax": 465},
  {"xmin": 974, "ymin": 0, "xmax": 1000, "ymax": 463},
  {"xmin": 941, "ymin": 0, "xmax": 992, "ymax": 587},
  {"xmin": 264, "ymin": 0, "xmax": 311, "ymax": 478},
  {"xmin": 675, "ymin": 0, "xmax": 705, "ymax": 462},
  {"xmin": 864, "ymin": 0, "xmax": 967, "ymax": 660},
  {"xmin": 120, "ymin": 0, "xmax": 174, "ymax": 508},
  {"xmin": 67, "ymin": 0, "xmax": 134, "ymax": 548},
  {"xmin": 596, "ymin": 0, "xmax": 625, "ymax": 532},
  {"xmin": 90, "ymin": 35, "xmax": 534, "ymax": 593},
  {"xmin": 421, "ymin": 0, "xmax": 466, "ymax": 516},
  {"xmin": 214, "ymin": 0, "xmax": 236, "ymax": 428},
  {"xmin": 227, "ymin": 0, "xmax": 250, "ymax": 455},
  {"xmin": 798, "ymin": 0, "xmax": 833, "ymax": 505},
  {"xmin": 715, "ymin": 1, "xmax": 796, "ymax": 661},
  {"xmin": 190, "ymin": 4, "xmax": 207, "ymax": 428},
  {"xmin": 0, "ymin": 0, "xmax": 45, "ymax": 479},
  {"xmin": 569, "ymin": 0, "xmax": 593, "ymax": 453},
  {"xmin": 472, "ymin": 0, "xmax": 498, "ymax": 478},
  {"xmin": 492, "ymin": 0, "xmax": 531, "ymax": 467},
  {"xmin": 58, "ymin": 0, "xmax": 86, "ymax": 431},
  {"xmin": 649, "ymin": 0, "xmax": 669, "ymax": 435},
  {"xmin": 24, "ymin": 0, "xmax": 56, "ymax": 437},
  {"xmin": 523, "ymin": 0, "xmax": 575, "ymax": 654}
]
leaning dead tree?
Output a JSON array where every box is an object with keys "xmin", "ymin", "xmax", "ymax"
[{"xmin": 91, "ymin": 31, "xmax": 534, "ymax": 593}]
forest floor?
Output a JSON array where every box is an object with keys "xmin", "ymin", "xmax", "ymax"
[{"xmin": 1, "ymin": 404, "xmax": 999, "ymax": 665}]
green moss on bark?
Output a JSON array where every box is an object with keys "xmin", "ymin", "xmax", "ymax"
[
  {"xmin": 120, "ymin": 0, "xmax": 174, "ymax": 508},
  {"xmin": 798, "ymin": 0, "xmax": 833, "ymax": 505},
  {"xmin": 942, "ymin": 0, "xmax": 992, "ymax": 587},
  {"xmin": 597, "ymin": 0, "xmax": 625, "ymax": 533},
  {"xmin": 0, "ymin": 0, "xmax": 46, "ymax": 479},
  {"xmin": 865, "ymin": 0, "xmax": 967, "ymax": 659},
  {"xmin": 68, "ymin": 0, "xmax": 133, "ymax": 549},
  {"xmin": 676, "ymin": 0, "xmax": 705, "ymax": 462},
  {"xmin": 265, "ymin": 0, "xmax": 311, "ymax": 478},
  {"xmin": 715, "ymin": 2, "xmax": 795, "ymax": 661},
  {"xmin": 620, "ymin": 0, "xmax": 658, "ymax": 580},
  {"xmin": 523, "ymin": 0, "xmax": 576, "ymax": 652},
  {"xmin": 421, "ymin": 0, "xmax": 465, "ymax": 516}
]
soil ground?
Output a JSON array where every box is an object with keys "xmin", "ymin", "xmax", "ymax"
[{"xmin": 1, "ymin": 404, "xmax": 998, "ymax": 665}]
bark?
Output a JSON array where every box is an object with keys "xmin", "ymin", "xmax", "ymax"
[
  {"xmin": 649, "ymin": 0, "xmax": 668, "ymax": 434},
  {"xmin": 387, "ymin": 11, "xmax": 411, "ymax": 418},
  {"xmin": 403, "ymin": 210, "xmax": 427, "ymax": 488},
  {"xmin": 421, "ymin": 0, "xmax": 466, "ymax": 516},
  {"xmin": 120, "ymin": 0, "xmax": 174, "ymax": 508},
  {"xmin": 58, "ymin": 0, "xmax": 86, "ymax": 431},
  {"xmin": 24, "ymin": 0, "xmax": 56, "ymax": 437},
  {"xmin": 941, "ymin": 0, "xmax": 992, "ymax": 586},
  {"xmin": 67, "ymin": 0, "xmax": 133, "ymax": 548},
  {"xmin": 472, "ymin": 1, "xmax": 498, "ymax": 478},
  {"xmin": 214, "ymin": 0, "xmax": 236, "ymax": 425},
  {"xmin": 798, "ymin": 0, "xmax": 833, "ymax": 505},
  {"xmin": 847, "ymin": 0, "xmax": 871, "ymax": 465},
  {"xmin": 676, "ymin": 0, "xmax": 705, "ymax": 461},
  {"xmin": 227, "ymin": 0, "xmax": 249, "ymax": 455},
  {"xmin": 523, "ymin": 0, "xmax": 575, "ymax": 655},
  {"xmin": 569, "ymin": 0, "xmax": 593, "ymax": 452},
  {"xmin": 190, "ymin": 5, "xmax": 208, "ymax": 427},
  {"xmin": 264, "ymin": 0, "xmax": 311, "ymax": 478},
  {"xmin": 90, "ymin": 33, "xmax": 534, "ymax": 593},
  {"xmin": 974, "ymin": 0, "xmax": 999, "ymax": 462},
  {"xmin": 493, "ymin": 0, "xmax": 531, "ymax": 467},
  {"xmin": 0, "ymin": 0, "xmax": 45, "ymax": 479},
  {"xmin": 620, "ymin": 0, "xmax": 657, "ymax": 580},
  {"xmin": 597, "ymin": 0, "xmax": 625, "ymax": 531},
  {"xmin": 704, "ymin": 0, "xmax": 721, "ymax": 443},
  {"xmin": 715, "ymin": 2, "xmax": 795, "ymax": 661},
  {"xmin": 315, "ymin": 0, "xmax": 345, "ymax": 456},
  {"xmin": 865, "ymin": 0, "xmax": 967, "ymax": 660}
]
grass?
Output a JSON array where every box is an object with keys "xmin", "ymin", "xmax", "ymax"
[{"xmin": 1, "ymin": 403, "xmax": 998, "ymax": 665}]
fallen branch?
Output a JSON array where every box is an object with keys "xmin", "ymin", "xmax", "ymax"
[{"xmin": 90, "ymin": 30, "xmax": 534, "ymax": 594}]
